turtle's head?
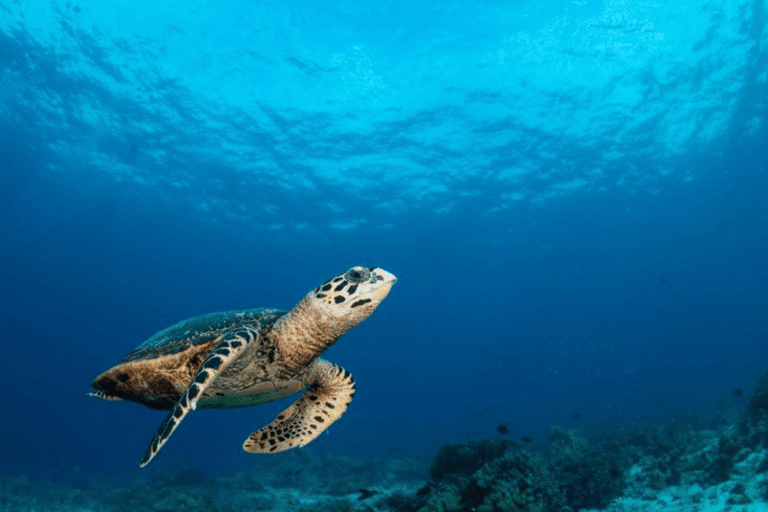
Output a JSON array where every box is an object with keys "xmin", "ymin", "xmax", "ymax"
[
  {"xmin": 302, "ymin": 267, "xmax": 397, "ymax": 338},
  {"xmin": 276, "ymin": 267, "xmax": 396, "ymax": 368},
  {"xmin": 308, "ymin": 266, "xmax": 397, "ymax": 327}
]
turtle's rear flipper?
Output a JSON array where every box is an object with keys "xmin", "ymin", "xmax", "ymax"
[
  {"xmin": 88, "ymin": 390, "xmax": 124, "ymax": 401},
  {"xmin": 243, "ymin": 358, "xmax": 355, "ymax": 453},
  {"xmin": 139, "ymin": 326, "xmax": 258, "ymax": 467}
]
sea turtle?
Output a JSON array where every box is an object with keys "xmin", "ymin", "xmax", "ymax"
[{"xmin": 89, "ymin": 266, "xmax": 396, "ymax": 467}]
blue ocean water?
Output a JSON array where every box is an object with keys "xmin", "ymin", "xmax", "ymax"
[{"xmin": 0, "ymin": 0, "xmax": 766, "ymax": 488}]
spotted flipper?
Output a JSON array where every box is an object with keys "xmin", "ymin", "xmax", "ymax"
[
  {"xmin": 139, "ymin": 326, "xmax": 258, "ymax": 467},
  {"xmin": 88, "ymin": 390, "xmax": 123, "ymax": 401},
  {"xmin": 243, "ymin": 358, "xmax": 355, "ymax": 453}
]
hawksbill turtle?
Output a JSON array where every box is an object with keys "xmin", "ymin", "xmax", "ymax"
[{"xmin": 89, "ymin": 266, "xmax": 396, "ymax": 467}]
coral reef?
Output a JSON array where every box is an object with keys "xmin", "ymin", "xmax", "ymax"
[
  {"xmin": 3, "ymin": 366, "xmax": 768, "ymax": 512},
  {"xmin": 545, "ymin": 426, "xmax": 625, "ymax": 510},
  {"xmin": 597, "ymin": 370, "xmax": 768, "ymax": 511},
  {"xmin": 416, "ymin": 439, "xmax": 570, "ymax": 512},
  {"xmin": 0, "ymin": 453, "xmax": 427, "ymax": 512},
  {"xmin": 225, "ymin": 449, "xmax": 426, "ymax": 496}
]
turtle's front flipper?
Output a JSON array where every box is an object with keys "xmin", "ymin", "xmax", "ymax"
[
  {"xmin": 140, "ymin": 326, "xmax": 258, "ymax": 467},
  {"xmin": 243, "ymin": 358, "xmax": 355, "ymax": 453}
]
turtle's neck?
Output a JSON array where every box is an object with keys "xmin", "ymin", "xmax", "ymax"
[{"xmin": 269, "ymin": 295, "xmax": 352, "ymax": 372}]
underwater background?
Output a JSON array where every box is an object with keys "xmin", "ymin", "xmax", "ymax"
[{"xmin": 1, "ymin": 0, "xmax": 767, "ymax": 509}]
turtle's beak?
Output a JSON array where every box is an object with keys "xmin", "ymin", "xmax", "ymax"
[{"xmin": 371, "ymin": 269, "xmax": 397, "ymax": 301}]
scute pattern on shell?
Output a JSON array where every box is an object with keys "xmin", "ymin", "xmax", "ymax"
[{"xmin": 122, "ymin": 308, "xmax": 285, "ymax": 363}]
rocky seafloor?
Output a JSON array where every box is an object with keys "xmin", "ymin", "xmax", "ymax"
[{"xmin": 3, "ymin": 368, "xmax": 768, "ymax": 512}]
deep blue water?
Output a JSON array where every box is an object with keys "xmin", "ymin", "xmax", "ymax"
[{"xmin": 1, "ymin": 0, "xmax": 766, "ymax": 485}]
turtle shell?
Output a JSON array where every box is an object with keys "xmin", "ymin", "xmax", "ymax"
[{"xmin": 121, "ymin": 308, "xmax": 285, "ymax": 364}]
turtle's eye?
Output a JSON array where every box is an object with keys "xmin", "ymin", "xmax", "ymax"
[{"xmin": 344, "ymin": 267, "xmax": 370, "ymax": 284}]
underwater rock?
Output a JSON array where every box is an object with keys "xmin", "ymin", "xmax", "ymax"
[
  {"xmin": 704, "ymin": 454, "xmax": 734, "ymax": 485},
  {"xmin": 376, "ymin": 489, "xmax": 427, "ymax": 512}
]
